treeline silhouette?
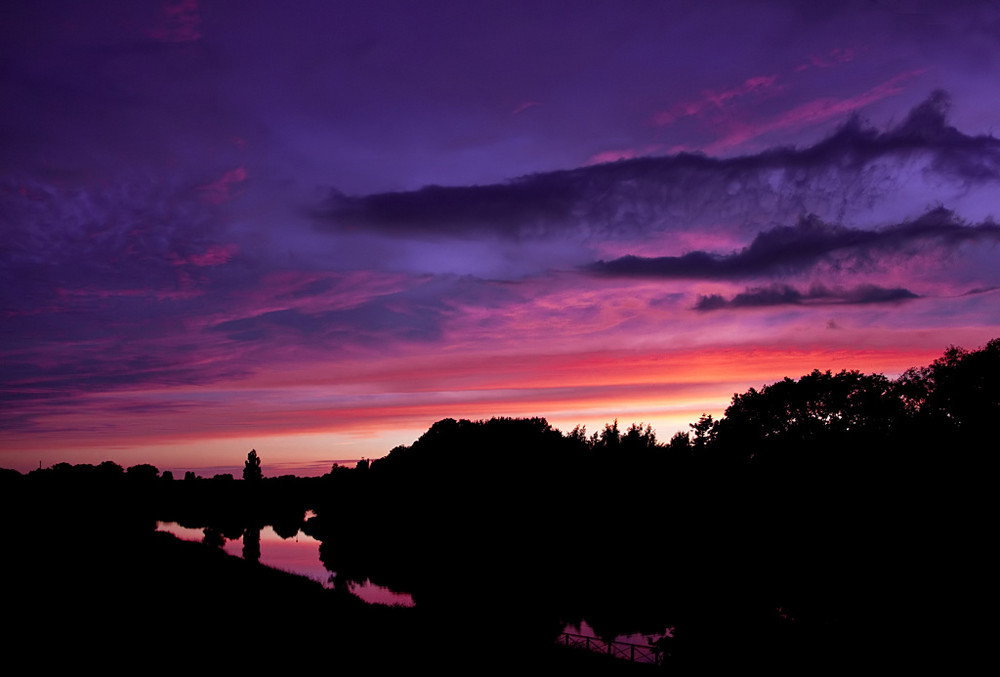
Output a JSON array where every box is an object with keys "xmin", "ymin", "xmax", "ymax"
[{"xmin": 3, "ymin": 339, "xmax": 995, "ymax": 671}]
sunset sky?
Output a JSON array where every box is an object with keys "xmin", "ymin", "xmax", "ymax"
[{"xmin": 4, "ymin": 1, "xmax": 1000, "ymax": 476}]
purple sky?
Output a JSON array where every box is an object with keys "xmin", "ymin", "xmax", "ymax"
[{"xmin": 3, "ymin": 0, "xmax": 1000, "ymax": 475}]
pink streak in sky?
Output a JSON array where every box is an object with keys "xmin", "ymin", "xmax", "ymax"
[
  {"xmin": 198, "ymin": 167, "xmax": 247, "ymax": 205},
  {"xmin": 169, "ymin": 243, "xmax": 239, "ymax": 267},
  {"xmin": 704, "ymin": 69, "xmax": 927, "ymax": 154},
  {"xmin": 512, "ymin": 101, "xmax": 542, "ymax": 115},
  {"xmin": 586, "ymin": 144, "xmax": 665, "ymax": 166},
  {"xmin": 795, "ymin": 46, "xmax": 860, "ymax": 72},
  {"xmin": 0, "ymin": 341, "xmax": 949, "ymax": 457},
  {"xmin": 148, "ymin": 0, "xmax": 202, "ymax": 43},
  {"xmin": 587, "ymin": 148, "xmax": 642, "ymax": 165},
  {"xmin": 650, "ymin": 74, "xmax": 783, "ymax": 127}
]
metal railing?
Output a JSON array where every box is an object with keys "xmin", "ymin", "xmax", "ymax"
[{"xmin": 559, "ymin": 632, "xmax": 662, "ymax": 665}]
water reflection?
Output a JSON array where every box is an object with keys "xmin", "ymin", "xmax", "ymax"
[
  {"xmin": 345, "ymin": 577, "xmax": 416, "ymax": 607},
  {"xmin": 563, "ymin": 619, "xmax": 671, "ymax": 646},
  {"xmin": 156, "ymin": 521, "xmax": 415, "ymax": 607},
  {"xmin": 561, "ymin": 620, "xmax": 672, "ymax": 665}
]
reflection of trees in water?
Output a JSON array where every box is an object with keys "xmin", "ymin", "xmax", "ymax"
[
  {"xmin": 242, "ymin": 526, "xmax": 261, "ymax": 564},
  {"xmin": 202, "ymin": 526, "xmax": 225, "ymax": 549},
  {"xmin": 270, "ymin": 509, "xmax": 306, "ymax": 540}
]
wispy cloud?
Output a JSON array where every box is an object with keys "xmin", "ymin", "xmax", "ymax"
[
  {"xmin": 198, "ymin": 167, "xmax": 247, "ymax": 205},
  {"xmin": 703, "ymin": 69, "xmax": 926, "ymax": 153},
  {"xmin": 148, "ymin": 0, "xmax": 203, "ymax": 43},
  {"xmin": 649, "ymin": 74, "xmax": 783, "ymax": 127},
  {"xmin": 795, "ymin": 46, "xmax": 860, "ymax": 73},
  {"xmin": 512, "ymin": 101, "xmax": 542, "ymax": 115},
  {"xmin": 209, "ymin": 277, "xmax": 462, "ymax": 346}
]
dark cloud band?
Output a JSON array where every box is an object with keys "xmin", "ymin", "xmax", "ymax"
[
  {"xmin": 694, "ymin": 284, "xmax": 919, "ymax": 311},
  {"xmin": 589, "ymin": 208, "xmax": 1000, "ymax": 280},
  {"xmin": 315, "ymin": 92, "xmax": 1000, "ymax": 241}
]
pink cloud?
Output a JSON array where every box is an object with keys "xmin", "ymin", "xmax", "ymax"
[
  {"xmin": 56, "ymin": 286, "xmax": 201, "ymax": 302},
  {"xmin": 198, "ymin": 167, "xmax": 247, "ymax": 205},
  {"xmin": 704, "ymin": 75, "xmax": 781, "ymax": 108},
  {"xmin": 165, "ymin": 243, "xmax": 237, "ymax": 273},
  {"xmin": 586, "ymin": 144, "xmax": 666, "ymax": 165},
  {"xmin": 587, "ymin": 149, "xmax": 639, "ymax": 164},
  {"xmin": 185, "ymin": 243, "xmax": 239, "ymax": 267},
  {"xmin": 795, "ymin": 46, "xmax": 860, "ymax": 72},
  {"xmin": 704, "ymin": 69, "xmax": 926, "ymax": 154},
  {"xmin": 258, "ymin": 270, "xmax": 416, "ymax": 314},
  {"xmin": 650, "ymin": 74, "xmax": 782, "ymax": 127},
  {"xmin": 512, "ymin": 101, "xmax": 542, "ymax": 115},
  {"xmin": 148, "ymin": 0, "xmax": 202, "ymax": 43}
]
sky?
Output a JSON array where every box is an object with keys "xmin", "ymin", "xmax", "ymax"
[{"xmin": 3, "ymin": 0, "xmax": 1000, "ymax": 476}]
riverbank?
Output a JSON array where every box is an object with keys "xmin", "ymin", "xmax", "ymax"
[{"xmin": 8, "ymin": 523, "xmax": 659, "ymax": 673}]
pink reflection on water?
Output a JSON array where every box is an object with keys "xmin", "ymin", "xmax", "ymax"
[
  {"xmin": 155, "ymin": 521, "xmax": 415, "ymax": 607},
  {"xmin": 156, "ymin": 522, "xmax": 205, "ymax": 542},
  {"xmin": 561, "ymin": 620, "xmax": 673, "ymax": 665},
  {"xmin": 345, "ymin": 577, "xmax": 415, "ymax": 607},
  {"xmin": 564, "ymin": 619, "xmax": 672, "ymax": 646}
]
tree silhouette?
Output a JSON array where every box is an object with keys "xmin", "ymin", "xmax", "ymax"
[
  {"xmin": 590, "ymin": 419, "xmax": 621, "ymax": 451},
  {"xmin": 126, "ymin": 463, "xmax": 159, "ymax": 482},
  {"xmin": 689, "ymin": 414, "xmax": 715, "ymax": 450},
  {"xmin": 622, "ymin": 422, "xmax": 657, "ymax": 451},
  {"xmin": 243, "ymin": 449, "xmax": 263, "ymax": 481},
  {"xmin": 711, "ymin": 369, "xmax": 902, "ymax": 465},
  {"xmin": 898, "ymin": 338, "xmax": 1000, "ymax": 437}
]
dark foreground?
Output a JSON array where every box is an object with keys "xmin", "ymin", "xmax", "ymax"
[
  {"xmin": 5, "ymin": 339, "xmax": 996, "ymax": 672},
  {"xmin": 7, "ymin": 522, "xmax": 658, "ymax": 674}
]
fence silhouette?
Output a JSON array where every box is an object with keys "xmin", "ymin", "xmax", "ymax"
[{"xmin": 558, "ymin": 632, "xmax": 662, "ymax": 665}]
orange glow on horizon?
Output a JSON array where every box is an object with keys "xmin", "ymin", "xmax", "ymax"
[{"xmin": 0, "ymin": 340, "xmax": 953, "ymax": 475}]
